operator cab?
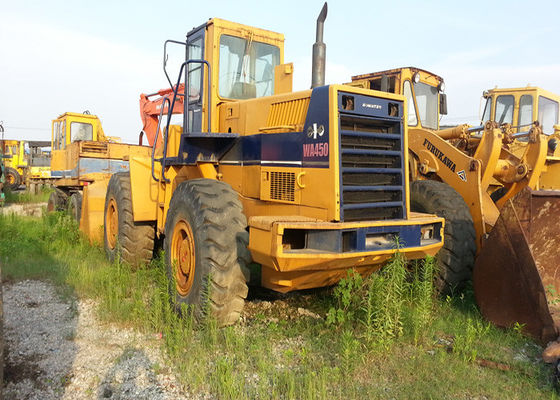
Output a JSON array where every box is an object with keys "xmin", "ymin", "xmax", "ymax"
[
  {"xmin": 51, "ymin": 112, "xmax": 103, "ymax": 150},
  {"xmin": 348, "ymin": 67, "xmax": 447, "ymax": 131},
  {"xmin": 481, "ymin": 87, "xmax": 560, "ymax": 135},
  {"xmin": 165, "ymin": 19, "xmax": 286, "ymax": 134}
]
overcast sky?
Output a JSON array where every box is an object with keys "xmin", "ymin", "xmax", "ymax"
[{"xmin": 1, "ymin": 0, "xmax": 559, "ymax": 142}]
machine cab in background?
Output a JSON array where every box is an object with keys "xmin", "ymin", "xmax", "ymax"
[
  {"xmin": 480, "ymin": 87, "xmax": 560, "ymax": 135},
  {"xmin": 347, "ymin": 67, "xmax": 447, "ymax": 131},
  {"xmin": 51, "ymin": 112, "xmax": 106, "ymax": 151}
]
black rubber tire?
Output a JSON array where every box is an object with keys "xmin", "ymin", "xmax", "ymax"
[
  {"xmin": 47, "ymin": 189, "xmax": 68, "ymax": 212},
  {"xmin": 490, "ymin": 186, "xmax": 508, "ymax": 203},
  {"xmin": 4, "ymin": 167, "xmax": 20, "ymax": 191},
  {"xmin": 104, "ymin": 172, "xmax": 155, "ymax": 268},
  {"xmin": 68, "ymin": 192, "xmax": 83, "ymax": 224},
  {"xmin": 410, "ymin": 180, "xmax": 477, "ymax": 294},
  {"xmin": 164, "ymin": 179, "xmax": 250, "ymax": 326}
]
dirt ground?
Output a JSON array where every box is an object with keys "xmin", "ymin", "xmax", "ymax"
[{"xmin": 2, "ymin": 280, "xmax": 193, "ymax": 400}]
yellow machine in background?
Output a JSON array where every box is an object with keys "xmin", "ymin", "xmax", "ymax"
[
  {"xmin": 349, "ymin": 69, "xmax": 560, "ymax": 343},
  {"xmin": 0, "ymin": 139, "xmax": 54, "ymax": 191},
  {"xmin": 49, "ymin": 111, "xmax": 151, "ymax": 242},
  {"xmin": 98, "ymin": 5, "xmax": 445, "ymax": 326},
  {"xmin": 0, "ymin": 139, "xmax": 26, "ymax": 190},
  {"xmin": 480, "ymin": 86, "xmax": 560, "ymax": 190}
]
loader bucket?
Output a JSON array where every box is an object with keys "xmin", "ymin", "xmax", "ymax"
[{"xmin": 473, "ymin": 188, "xmax": 560, "ymax": 343}]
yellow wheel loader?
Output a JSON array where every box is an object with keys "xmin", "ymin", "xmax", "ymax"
[
  {"xmin": 49, "ymin": 111, "xmax": 153, "ymax": 250},
  {"xmin": 0, "ymin": 140, "xmax": 25, "ymax": 191},
  {"xmin": 348, "ymin": 69, "xmax": 560, "ymax": 343},
  {"xmin": 475, "ymin": 86, "xmax": 560, "ymax": 343},
  {"xmin": 98, "ymin": 4, "xmax": 445, "ymax": 326}
]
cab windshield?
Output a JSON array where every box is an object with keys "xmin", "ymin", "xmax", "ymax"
[
  {"xmin": 219, "ymin": 35, "xmax": 280, "ymax": 100},
  {"xmin": 413, "ymin": 81, "xmax": 438, "ymax": 129}
]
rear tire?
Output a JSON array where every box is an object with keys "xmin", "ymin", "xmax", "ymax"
[
  {"xmin": 47, "ymin": 189, "xmax": 68, "ymax": 212},
  {"xmin": 67, "ymin": 192, "xmax": 83, "ymax": 224},
  {"xmin": 5, "ymin": 167, "xmax": 20, "ymax": 191},
  {"xmin": 164, "ymin": 179, "xmax": 250, "ymax": 326},
  {"xmin": 104, "ymin": 172, "xmax": 155, "ymax": 267},
  {"xmin": 410, "ymin": 180, "xmax": 477, "ymax": 294}
]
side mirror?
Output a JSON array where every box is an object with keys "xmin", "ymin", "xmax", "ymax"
[{"xmin": 440, "ymin": 93, "xmax": 448, "ymax": 116}]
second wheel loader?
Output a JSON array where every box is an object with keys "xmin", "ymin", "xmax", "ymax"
[{"xmin": 348, "ymin": 68, "xmax": 560, "ymax": 343}]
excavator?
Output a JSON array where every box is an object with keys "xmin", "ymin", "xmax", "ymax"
[{"xmin": 348, "ymin": 69, "xmax": 560, "ymax": 344}]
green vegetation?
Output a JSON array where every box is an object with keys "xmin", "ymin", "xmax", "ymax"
[
  {"xmin": 3, "ymin": 185, "xmax": 52, "ymax": 204},
  {"xmin": 0, "ymin": 212, "xmax": 558, "ymax": 399}
]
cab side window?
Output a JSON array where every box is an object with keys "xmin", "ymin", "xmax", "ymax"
[
  {"xmin": 518, "ymin": 95, "xmax": 533, "ymax": 128},
  {"xmin": 70, "ymin": 122, "xmax": 93, "ymax": 142},
  {"xmin": 495, "ymin": 95, "xmax": 514, "ymax": 124}
]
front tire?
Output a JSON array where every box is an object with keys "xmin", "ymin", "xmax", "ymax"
[
  {"xmin": 164, "ymin": 179, "xmax": 250, "ymax": 326},
  {"xmin": 410, "ymin": 180, "xmax": 476, "ymax": 294},
  {"xmin": 4, "ymin": 167, "xmax": 20, "ymax": 191},
  {"xmin": 104, "ymin": 172, "xmax": 155, "ymax": 267}
]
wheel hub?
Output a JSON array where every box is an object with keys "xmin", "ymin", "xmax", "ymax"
[
  {"xmin": 171, "ymin": 219, "xmax": 195, "ymax": 296},
  {"xmin": 106, "ymin": 198, "xmax": 118, "ymax": 250}
]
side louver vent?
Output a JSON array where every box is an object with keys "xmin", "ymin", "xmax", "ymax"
[
  {"xmin": 270, "ymin": 171, "xmax": 295, "ymax": 202},
  {"xmin": 264, "ymin": 98, "xmax": 310, "ymax": 131},
  {"xmin": 80, "ymin": 141, "xmax": 108, "ymax": 154}
]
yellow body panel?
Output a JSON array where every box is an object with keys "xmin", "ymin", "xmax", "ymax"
[{"xmin": 80, "ymin": 178, "xmax": 110, "ymax": 242}]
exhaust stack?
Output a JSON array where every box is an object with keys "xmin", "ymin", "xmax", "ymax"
[{"xmin": 311, "ymin": 2, "xmax": 328, "ymax": 88}]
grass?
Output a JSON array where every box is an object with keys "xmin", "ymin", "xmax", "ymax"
[
  {"xmin": 3, "ymin": 186, "xmax": 52, "ymax": 204},
  {"xmin": 0, "ymin": 212, "xmax": 558, "ymax": 399}
]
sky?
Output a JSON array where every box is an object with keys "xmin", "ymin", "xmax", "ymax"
[{"xmin": 1, "ymin": 0, "xmax": 559, "ymax": 142}]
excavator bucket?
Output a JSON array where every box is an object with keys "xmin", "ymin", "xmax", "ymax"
[{"xmin": 473, "ymin": 187, "xmax": 560, "ymax": 343}]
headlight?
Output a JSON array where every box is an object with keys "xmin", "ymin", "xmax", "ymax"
[
  {"xmin": 413, "ymin": 72, "xmax": 420, "ymax": 83},
  {"xmin": 438, "ymin": 82, "xmax": 445, "ymax": 93}
]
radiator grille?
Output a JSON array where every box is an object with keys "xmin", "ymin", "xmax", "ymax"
[
  {"xmin": 339, "ymin": 112, "xmax": 405, "ymax": 222},
  {"xmin": 270, "ymin": 171, "xmax": 295, "ymax": 202}
]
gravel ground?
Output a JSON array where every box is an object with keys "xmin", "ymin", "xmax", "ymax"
[{"xmin": 3, "ymin": 280, "xmax": 192, "ymax": 399}]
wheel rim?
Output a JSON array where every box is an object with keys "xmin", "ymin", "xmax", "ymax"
[
  {"xmin": 106, "ymin": 198, "xmax": 118, "ymax": 250},
  {"xmin": 6, "ymin": 174, "xmax": 15, "ymax": 185},
  {"xmin": 171, "ymin": 219, "xmax": 196, "ymax": 296}
]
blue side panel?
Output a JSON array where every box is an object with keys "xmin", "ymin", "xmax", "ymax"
[
  {"xmin": 51, "ymin": 158, "xmax": 129, "ymax": 178},
  {"xmin": 302, "ymin": 86, "xmax": 330, "ymax": 168},
  {"xmin": 303, "ymin": 221, "xmax": 443, "ymax": 253},
  {"xmin": 176, "ymin": 86, "xmax": 332, "ymax": 168},
  {"xmin": 337, "ymin": 92, "xmax": 403, "ymax": 119}
]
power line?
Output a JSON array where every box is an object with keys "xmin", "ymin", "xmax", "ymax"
[{"xmin": 3, "ymin": 126, "xmax": 50, "ymax": 132}]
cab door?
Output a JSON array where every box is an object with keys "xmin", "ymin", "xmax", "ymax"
[{"xmin": 185, "ymin": 26, "xmax": 205, "ymax": 133}]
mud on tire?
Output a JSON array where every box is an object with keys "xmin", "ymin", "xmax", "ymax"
[
  {"xmin": 164, "ymin": 179, "xmax": 250, "ymax": 326},
  {"xmin": 67, "ymin": 192, "xmax": 83, "ymax": 224},
  {"xmin": 104, "ymin": 172, "xmax": 155, "ymax": 267},
  {"xmin": 410, "ymin": 180, "xmax": 477, "ymax": 294}
]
